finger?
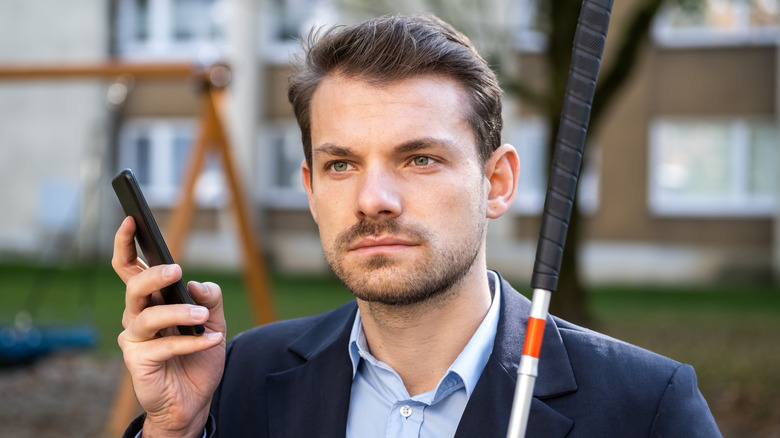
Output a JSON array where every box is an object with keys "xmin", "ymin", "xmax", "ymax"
[
  {"xmin": 123, "ymin": 303, "xmax": 211, "ymax": 342},
  {"xmin": 112, "ymin": 216, "xmax": 148, "ymax": 283},
  {"xmin": 120, "ymin": 330, "xmax": 224, "ymax": 363},
  {"xmin": 121, "ymin": 290, "xmax": 165, "ymax": 330},
  {"xmin": 187, "ymin": 281, "xmax": 226, "ymax": 333},
  {"xmin": 124, "ymin": 264, "xmax": 182, "ymax": 318},
  {"xmin": 187, "ymin": 281, "xmax": 223, "ymax": 310}
]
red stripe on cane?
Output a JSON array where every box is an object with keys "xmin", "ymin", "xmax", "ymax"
[{"xmin": 521, "ymin": 317, "xmax": 546, "ymax": 358}]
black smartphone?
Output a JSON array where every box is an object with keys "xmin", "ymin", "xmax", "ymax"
[{"xmin": 111, "ymin": 168, "xmax": 205, "ymax": 336}]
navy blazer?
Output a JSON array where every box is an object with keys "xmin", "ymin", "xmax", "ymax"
[{"xmin": 126, "ymin": 273, "xmax": 721, "ymax": 437}]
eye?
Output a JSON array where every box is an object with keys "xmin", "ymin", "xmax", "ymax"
[
  {"xmin": 331, "ymin": 161, "xmax": 350, "ymax": 172},
  {"xmin": 411, "ymin": 156, "xmax": 433, "ymax": 167}
]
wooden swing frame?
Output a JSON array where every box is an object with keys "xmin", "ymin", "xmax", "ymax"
[{"xmin": 0, "ymin": 61, "xmax": 275, "ymax": 435}]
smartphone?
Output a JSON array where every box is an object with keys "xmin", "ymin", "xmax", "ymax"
[{"xmin": 112, "ymin": 168, "xmax": 205, "ymax": 336}]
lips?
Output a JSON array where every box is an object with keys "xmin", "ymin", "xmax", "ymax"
[{"xmin": 348, "ymin": 235, "xmax": 419, "ymax": 255}]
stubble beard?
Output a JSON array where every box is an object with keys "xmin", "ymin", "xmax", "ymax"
[{"xmin": 323, "ymin": 217, "xmax": 485, "ymax": 307}]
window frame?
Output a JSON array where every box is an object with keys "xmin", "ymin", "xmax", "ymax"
[
  {"xmin": 652, "ymin": 0, "xmax": 780, "ymax": 48},
  {"xmin": 114, "ymin": 0, "xmax": 229, "ymax": 60},
  {"xmin": 648, "ymin": 116, "xmax": 778, "ymax": 217},
  {"xmin": 258, "ymin": 0, "xmax": 338, "ymax": 64},
  {"xmin": 256, "ymin": 121, "xmax": 309, "ymax": 208}
]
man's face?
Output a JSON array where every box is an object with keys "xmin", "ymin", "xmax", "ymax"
[{"xmin": 302, "ymin": 74, "xmax": 489, "ymax": 306}]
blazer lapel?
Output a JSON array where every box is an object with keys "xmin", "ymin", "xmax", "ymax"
[
  {"xmin": 455, "ymin": 356, "xmax": 574, "ymax": 438},
  {"xmin": 265, "ymin": 303, "xmax": 357, "ymax": 438},
  {"xmin": 456, "ymin": 275, "xmax": 578, "ymax": 438}
]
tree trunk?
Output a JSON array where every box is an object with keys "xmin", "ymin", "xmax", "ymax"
[
  {"xmin": 536, "ymin": 0, "xmax": 673, "ymax": 326},
  {"xmin": 540, "ymin": 0, "xmax": 590, "ymax": 325},
  {"xmin": 548, "ymin": 206, "xmax": 591, "ymax": 325}
]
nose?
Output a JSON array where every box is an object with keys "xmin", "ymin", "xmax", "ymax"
[{"xmin": 355, "ymin": 166, "xmax": 402, "ymax": 220}]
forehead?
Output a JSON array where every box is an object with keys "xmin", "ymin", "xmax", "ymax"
[{"xmin": 309, "ymin": 74, "xmax": 474, "ymax": 153}]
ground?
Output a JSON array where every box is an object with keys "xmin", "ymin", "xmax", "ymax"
[
  {"xmin": 0, "ymin": 353, "xmax": 124, "ymax": 438},
  {"xmin": 0, "ymin": 350, "xmax": 777, "ymax": 437}
]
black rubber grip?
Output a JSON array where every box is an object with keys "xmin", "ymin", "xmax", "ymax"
[{"xmin": 530, "ymin": 0, "xmax": 613, "ymax": 292}]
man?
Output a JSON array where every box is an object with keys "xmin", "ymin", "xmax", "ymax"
[{"xmin": 114, "ymin": 14, "xmax": 721, "ymax": 437}]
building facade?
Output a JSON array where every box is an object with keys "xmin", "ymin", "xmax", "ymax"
[
  {"xmin": 0, "ymin": 0, "xmax": 111, "ymax": 261},
  {"xmin": 0, "ymin": 0, "xmax": 777, "ymax": 285}
]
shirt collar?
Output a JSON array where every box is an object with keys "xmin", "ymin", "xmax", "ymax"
[{"xmin": 348, "ymin": 270, "xmax": 502, "ymax": 398}]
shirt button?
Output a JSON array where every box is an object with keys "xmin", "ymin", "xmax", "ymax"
[{"xmin": 400, "ymin": 405, "xmax": 413, "ymax": 418}]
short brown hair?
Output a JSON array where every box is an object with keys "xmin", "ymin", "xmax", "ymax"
[{"xmin": 288, "ymin": 14, "xmax": 503, "ymax": 169}]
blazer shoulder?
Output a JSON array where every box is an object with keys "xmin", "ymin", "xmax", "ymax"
[
  {"xmin": 545, "ymin": 317, "xmax": 719, "ymax": 436},
  {"xmin": 553, "ymin": 316, "xmax": 683, "ymax": 376},
  {"xmin": 551, "ymin": 317, "xmax": 699, "ymax": 414}
]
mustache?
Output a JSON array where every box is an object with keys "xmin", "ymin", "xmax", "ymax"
[{"xmin": 335, "ymin": 218, "xmax": 427, "ymax": 249}]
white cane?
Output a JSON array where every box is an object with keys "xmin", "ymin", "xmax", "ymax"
[{"xmin": 506, "ymin": 1, "xmax": 614, "ymax": 436}]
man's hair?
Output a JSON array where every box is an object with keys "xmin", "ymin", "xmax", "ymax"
[{"xmin": 287, "ymin": 14, "xmax": 503, "ymax": 169}]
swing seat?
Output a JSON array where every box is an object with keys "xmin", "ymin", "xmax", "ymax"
[{"xmin": 0, "ymin": 324, "xmax": 98, "ymax": 366}]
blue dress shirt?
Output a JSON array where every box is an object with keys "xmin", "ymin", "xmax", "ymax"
[{"xmin": 346, "ymin": 271, "xmax": 502, "ymax": 438}]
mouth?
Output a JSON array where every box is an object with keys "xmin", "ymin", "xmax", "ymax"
[{"xmin": 348, "ymin": 235, "xmax": 419, "ymax": 256}]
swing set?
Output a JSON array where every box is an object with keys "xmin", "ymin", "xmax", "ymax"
[{"xmin": 0, "ymin": 60, "xmax": 276, "ymax": 435}]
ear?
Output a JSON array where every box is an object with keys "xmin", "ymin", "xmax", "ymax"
[
  {"xmin": 301, "ymin": 159, "xmax": 318, "ymax": 223},
  {"xmin": 484, "ymin": 144, "xmax": 520, "ymax": 219}
]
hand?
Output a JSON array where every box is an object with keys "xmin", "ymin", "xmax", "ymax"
[{"xmin": 112, "ymin": 217, "xmax": 226, "ymax": 438}]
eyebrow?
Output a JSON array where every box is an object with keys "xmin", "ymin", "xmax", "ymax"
[
  {"xmin": 395, "ymin": 137, "xmax": 457, "ymax": 155},
  {"xmin": 312, "ymin": 144, "xmax": 353, "ymax": 159},
  {"xmin": 312, "ymin": 137, "xmax": 456, "ymax": 159}
]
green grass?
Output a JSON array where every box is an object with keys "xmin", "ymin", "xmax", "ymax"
[
  {"xmin": 1, "ymin": 263, "xmax": 778, "ymax": 436},
  {"xmin": 0, "ymin": 263, "xmax": 353, "ymax": 352},
  {"xmin": 588, "ymin": 285, "xmax": 780, "ymax": 384},
  {"xmin": 586, "ymin": 286, "xmax": 780, "ymax": 437}
]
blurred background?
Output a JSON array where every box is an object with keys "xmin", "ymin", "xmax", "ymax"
[{"xmin": 0, "ymin": 0, "xmax": 778, "ymax": 436}]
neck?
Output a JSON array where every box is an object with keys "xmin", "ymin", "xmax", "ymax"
[{"xmin": 356, "ymin": 267, "xmax": 493, "ymax": 396}]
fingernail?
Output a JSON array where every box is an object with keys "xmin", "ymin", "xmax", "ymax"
[
  {"xmin": 190, "ymin": 306, "xmax": 208, "ymax": 319},
  {"xmin": 163, "ymin": 264, "xmax": 178, "ymax": 279},
  {"xmin": 191, "ymin": 281, "xmax": 208, "ymax": 296},
  {"xmin": 205, "ymin": 332, "xmax": 222, "ymax": 341}
]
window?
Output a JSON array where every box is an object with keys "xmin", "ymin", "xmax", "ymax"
[
  {"xmin": 505, "ymin": 118, "xmax": 600, "ymax": 214},
  {"xmin": 653, "ymin": 0, "xmax": 779, "ymax": 47},
  {"xmin": 440, "ymin": 0, "xmax": 538, "ymax": 54},
  {"xmin": 514, "ymin": 0, "xmax": 547, "ymax": 52},
  {"xmin": 257, "ymin": 121, "xmax": 308, "ymax": 208},
  {"xmin": 649, "ymin": 118, "xmax": 778, "ymax": 216},
  {"xmin": 509, "ymin": 119, "xmax": 548, "ymax": 212},
  {"xmin": 260, "ymin": 0, "xmax": 338, "ymax": 63},
  {"xmin": 119, "ymin": 119, "xmax": 225, "ymax": 207},
  {"xmin": 115, "ymin": 0, "xmax": 229, "ymax": 60}
]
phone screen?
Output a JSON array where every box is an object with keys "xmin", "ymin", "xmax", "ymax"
[{"xmin": 112, "ymin": 168, "xmax": 205, "ymax": 336}]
